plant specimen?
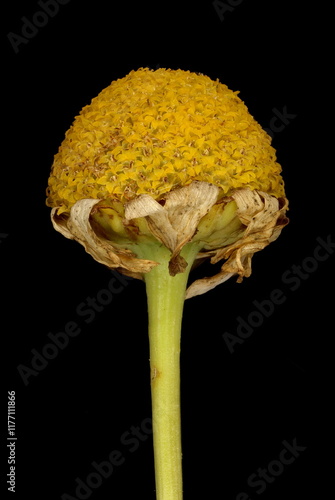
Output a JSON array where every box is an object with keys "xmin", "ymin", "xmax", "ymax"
[{"xmin": 46, "ymin": 68, "xmax": 288, "ymax": 499}]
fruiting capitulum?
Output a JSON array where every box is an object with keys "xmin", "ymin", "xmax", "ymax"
[
  {"xmin": 47, "ymin": 67, "xmax": 288, "ymax": 295},
  {"xmin": 46, "ymin": 68, "xmax": 289, "ymax": 500}
]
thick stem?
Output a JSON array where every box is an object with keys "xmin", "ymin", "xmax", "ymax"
[{"xmin": 139, "ymin": 243, "xmax": 199, "ymax": 500}]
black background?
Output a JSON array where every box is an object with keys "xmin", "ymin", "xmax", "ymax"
[{"xmin": 2, "ymin": 1, "xmax": 332, "ymax": 499}]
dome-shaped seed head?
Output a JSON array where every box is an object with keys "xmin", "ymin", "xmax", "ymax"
[{"xmin": 46, "ymin": 68, "xmax": 285, "ymax": 215}]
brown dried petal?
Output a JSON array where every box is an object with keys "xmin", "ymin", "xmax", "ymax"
[
  {"xmin": 185, "ymin": 190, "xmax": 289, "ymax": 299},
  {"xmin": 125, "ymin": 181, "xmax": 220, "ymax": 274},
  {"xmin": 50, "ymin": 185, "xmax": 288, "ymax": 297},
  {"xmin": 51, "ymin": 199, "xmax": 158, "ymax": 276}
]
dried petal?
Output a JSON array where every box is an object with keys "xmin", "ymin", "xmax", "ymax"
[
  {"xmin": 51, "ymin": 199, "xmax": 158, "ymax": 278},
  {"xmin": 185, "ymin": 190, "xmax": 289, "ymax": 298},
  {"xmin": 50, "ymin": 185, "xmax": 288, "ymax": 297},
  {"xmin": 125, "ymin": 182, "xmax": 220, "ymax": 275}
]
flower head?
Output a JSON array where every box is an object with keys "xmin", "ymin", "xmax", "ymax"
[
  {"xmin": 46, "ymin": 68, "xmax": 288, "ymax": 297},
  {"xmin": 46, "ymin": 67, "xmax": 285, "ymax": 214}
]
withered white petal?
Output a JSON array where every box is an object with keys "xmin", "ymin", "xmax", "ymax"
[
  {"xmin": 185, "ymin": 190, "xmax": 288, "ymax": 299},
  {"xmin": 51, "ymin": 184, "xmax": 288, "ymax": 298},
  {"xmin": 125, "ymin": 182, "xmax": 220, "ymax": 274},
  {"xmin": 51, "ymin": 199, "xmax": 158, "ymax": 275}
]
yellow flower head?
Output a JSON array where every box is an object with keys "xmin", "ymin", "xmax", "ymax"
[{"xmin": 46, "ymin": 68, "xmax": 285, "ymax": 214}]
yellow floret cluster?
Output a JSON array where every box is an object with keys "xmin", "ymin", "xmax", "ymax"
[{"xmin": 46, "ymin": 67, "xmax": 285, "ymax": 214}]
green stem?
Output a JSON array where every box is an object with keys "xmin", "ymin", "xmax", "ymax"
[{"xmin": 138, "ymin": 243, "xmax": 200, "ymax": 500}]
